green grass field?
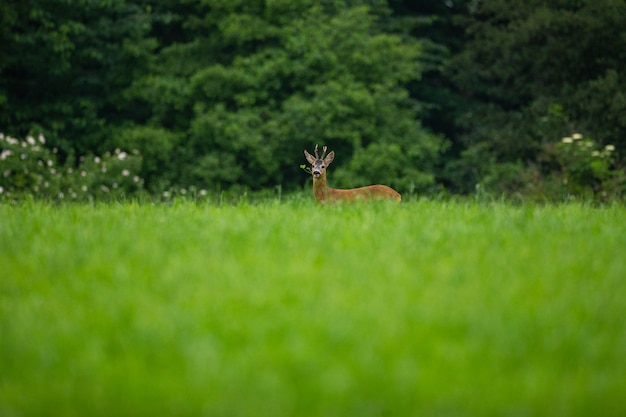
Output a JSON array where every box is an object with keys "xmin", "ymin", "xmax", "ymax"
[{"xmin": 1, "ymin": 199, "xmax": 625, "ymax": 416}]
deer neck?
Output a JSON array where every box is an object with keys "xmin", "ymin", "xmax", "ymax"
[{"xmin": 312, "ymin": 173, "xmax": 331, "ymax": 200}]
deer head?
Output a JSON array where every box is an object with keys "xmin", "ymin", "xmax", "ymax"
[{"xmin": 304, "ymin": 144, "xmax": 335, "ymax": 178}]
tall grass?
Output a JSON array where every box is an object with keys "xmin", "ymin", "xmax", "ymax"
[{"xmin": 1, "ymin": 199, "xmax": 625, "ymax": 416}]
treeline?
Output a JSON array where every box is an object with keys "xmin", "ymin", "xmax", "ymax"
[{"xmin": 1, "ymin": 0, "xmax": 625, "ymax": 201}]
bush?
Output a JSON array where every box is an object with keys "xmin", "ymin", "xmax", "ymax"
[
  {"xmin": 536, "ymin": 133, "xmax": 624, "ymax": 202},
  {"xmin": 0, "ymin": 133, "xmax": 144, "ymax": 202},
  {"xmin": 508, "ymin": 133, "xmax": 624, "ymax": 203}
]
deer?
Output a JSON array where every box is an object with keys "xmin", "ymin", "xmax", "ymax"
[{"xmin": 304, "ymin": 144, "xmax": 401, "ymax": 203}]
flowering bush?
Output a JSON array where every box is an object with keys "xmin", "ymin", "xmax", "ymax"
[
  {"xmin": 557, "ymin": 133, "xmax": 615, "ymax": 184},
  {"xmin": 1, "ymin": 133, "xmax": 144, "ymax": 202},
  {"xmin": 537, "ymin": 133, "xmax": 624, "ymax": 201}
]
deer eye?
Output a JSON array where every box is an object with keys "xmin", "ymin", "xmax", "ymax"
[{"xmin": 321, "ymin": 165, "xmax": 325, "ymax": 169}]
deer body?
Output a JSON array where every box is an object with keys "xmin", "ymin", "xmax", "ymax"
[{"xmin": 304, "ymin": 145, "xmax": 401, "ymax": 203}]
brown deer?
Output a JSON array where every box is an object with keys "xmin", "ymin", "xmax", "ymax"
[{"xmin": 304, "ymin": 144, "xmax": 401, "ymax": 203}]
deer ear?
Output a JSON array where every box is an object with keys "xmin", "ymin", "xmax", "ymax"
[
  {"xmin": 324, "ymin": 151, "xmax": 335, "ymax": 166},
  {"xmin": 304, "ymin": 150, "xmax": 316, "ymax": 165}
]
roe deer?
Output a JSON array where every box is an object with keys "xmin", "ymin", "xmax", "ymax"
[{"xmin": 304, "ymin": 144, "xmax": 401, "ymax": 203}]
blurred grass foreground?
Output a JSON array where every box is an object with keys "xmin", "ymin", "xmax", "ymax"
[{"xmin": 1, "ymin": 200, "xmax": 625, "ymax": 416}]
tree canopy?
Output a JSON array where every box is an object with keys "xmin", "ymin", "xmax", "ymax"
[
  {"xmin": 1, "ymin": 0, "xmax": 625, "ymax": 201},
  {"xmin": 445, "ymin": 0, "xmax": 626, "ymax": 196}
]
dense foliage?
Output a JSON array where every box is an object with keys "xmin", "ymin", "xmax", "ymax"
[
  {"xmin": 1, "ymin": 0, "xmax": 625, "ymax": 201},
  {"xmin": 444, "ymin": 0, "xmax": 626, "ymax": 198}
]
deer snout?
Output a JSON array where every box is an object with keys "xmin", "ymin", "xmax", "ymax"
[{"xmin": 313, "ymin": 170, "xmax": 321, "ymax": 177}]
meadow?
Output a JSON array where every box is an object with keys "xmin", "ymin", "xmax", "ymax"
[{"xmin": 1, "ymin": 198, "xmax": 625, "ymax": 416}]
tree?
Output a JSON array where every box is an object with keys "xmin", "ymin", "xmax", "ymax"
[
  {"xmin": 121, "ymin": 1, "xmax": 446, "ymax": 193},
  {"xmin": 0, "ymin": 0, "xmax": 155, "ymax": 157},
  {"xmin": 446, "ymin": 0, "xmax": 626, "ymax": 195}
]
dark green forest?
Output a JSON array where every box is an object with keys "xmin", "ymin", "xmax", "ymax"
[{"xmin": 1, "ymin": 0, "xmax": 625, "ymax": 201}]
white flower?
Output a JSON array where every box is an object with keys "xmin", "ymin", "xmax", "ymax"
[
  {"xmin": 0, "ymin": 150, "xmax": 12, "ymax": 160},
  {"xmin": 122, "ymin": 169, "xmax": 130, "ymax": 176},
  {"xmin": 38, "ymin": 134, "xmax": 46, "ymax": 144},
  {"xmin": 117, "ymin": 151, "xmax": 128, "ymax": 160},
  {"xmin": 591, "ymin": 151, "xmax": 600, "ymax": 157},
  {"xmin": 605, "ymin": 144, "xmax": 616, "ymax": 152},
  {"xmin": 0, "ymin": 186, "xmax": 3, "ymax": 194},
  {"xmin": 81, "ymin": 170, "xmax": 87, "ymax": 177},
  {"xmin": 26, "ymin": 136, "xmax": 36, "ymax": 145},
  {"xmin": 561, "ymin": 137, "xmax": 573, "ymax": 143},
  {"xmin": 572, "ymin": 133, "xmax": 583, "ymax": 140},
  {"xmin": 94, "ymin": 156, "xmax": 101, "ymax": 164},
  {"xmin": 47, "ymin": 160, "xmax": 54, "ymax": 167},
  {"xmin": 82, "ymin": 185, "xmax": 88, "ymax": 192},
  {"xmin": 101, "ymin": 185, "xmax": 110, "ymax": 192}
]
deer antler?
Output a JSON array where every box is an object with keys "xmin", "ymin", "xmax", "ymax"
[
  {"xmin": 314, "ymin": 144, "xmax": 319, "ymax": 159},
  {"xmin": 321, "ymin": 146, "xmax": 328, "ymax": 160}
]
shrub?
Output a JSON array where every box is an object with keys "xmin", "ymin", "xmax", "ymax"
[
  {"xmin": 528, "ymin": 133, "xmax": 624, "ymax": 202},
  {"xmin": 0, "ymin": 133, "xmax": 144, "ymax": 202}
]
